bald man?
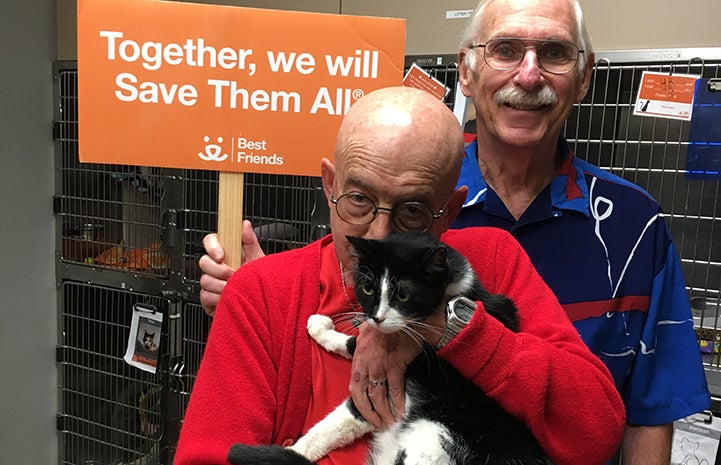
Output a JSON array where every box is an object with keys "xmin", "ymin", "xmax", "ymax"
[{"xmin": 174, "ymin": 86, "xmax": 624, "ymax": 465}]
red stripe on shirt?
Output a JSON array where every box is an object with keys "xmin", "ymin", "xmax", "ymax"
[
  {"xmin": 562, "ymin": 295, "xmax": 650, "ymax": 322},
  {"xmin": 559, "ymin": 150, "xmax": 583, "ymax": 200}
]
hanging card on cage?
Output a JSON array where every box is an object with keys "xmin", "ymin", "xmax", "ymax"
[
  {"xmin": 402, "ymin": 63, "xmax": 450, "ymax": 100},
  {"xmin": 124, "ymin": 303, "xmax": 163, "ymax": 373},
  {"xmin": 633, "ymin": 71, "xmax": 699, "ymax": 121},
  {"xmin": 671, "ymin": 410, "xmax": 721, "ymax": 465}
]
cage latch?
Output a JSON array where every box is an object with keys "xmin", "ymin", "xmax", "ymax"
[
  {"xmin": 134, "ymin": 302, "xmax": 158, "ymax": 314},
  {"xmin": 161, "ymin": 208, "xmax": 183, "ymax": 247}
]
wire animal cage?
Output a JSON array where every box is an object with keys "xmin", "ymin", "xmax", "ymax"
[
  {"xmin": 173, "ymin": 303, "xmax": 211, "ymax": 434},
  {"xmin": 57, "ymin": 282, "xmax": 169, "ymax": 465},
  {"xmin": 55, "ymin": 68, "xmax": 169, "ymax": 278}
]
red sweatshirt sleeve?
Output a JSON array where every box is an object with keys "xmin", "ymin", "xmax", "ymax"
[
  {"xmin": 174, "ymin": 245, "xmax": 320, "ymax": 465},
  {"xmin": 440, "ymin": 227, "xmax": 625, "ymax": 465}
]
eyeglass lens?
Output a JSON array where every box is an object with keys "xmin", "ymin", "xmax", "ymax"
[
  {"xmin": 484, "ymin": 38, "xmax": 580, "ymax": 73},
  {"xmin": 333, "ymin": 193, "xmax": 435, "ymax": 232}
]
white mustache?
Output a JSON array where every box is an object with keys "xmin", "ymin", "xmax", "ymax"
[{"xmin": 495, "ymin": 86, "xmax": 558, "ymax": 109}]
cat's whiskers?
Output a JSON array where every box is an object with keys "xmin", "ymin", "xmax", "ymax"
[
  {"xmin": 356, "ymin": 265, "xmax": 374, "ymax": 282},
  {"xmin": 409, "ymin": 319, "xmax": 446, "ymax": 342},
  {"xmin": 339, "ymin": 262, "xmax": 363, "ymax": 316},
  {"xmin": 401, "ymin": 324, "xmax": 460, "ymax": 389},
  {"xmin": 399, "ymin": 325, "xmax": 427, "ymax": 350}
]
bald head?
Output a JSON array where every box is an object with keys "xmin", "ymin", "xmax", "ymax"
[{"xmin": 334, "ymin": 86, "xmax": 465, "ymax": 195}]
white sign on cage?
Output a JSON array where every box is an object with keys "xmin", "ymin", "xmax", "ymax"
[
  {"xmin": 671, "ymin": 410, "xmax": 721, "ymax": 465},
  {"xmin": 124, "ymin": 303, "xmax": 163, "ymax": 373}
]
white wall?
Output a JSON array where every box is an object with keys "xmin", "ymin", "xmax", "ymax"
[
  {"xmin": 580, "ymin": 0, "xmax": 721, "ymax": 51},
  {"xmin": 57, "ymin": 0, "xmax": 721, "ymax": 59},
  {"xmin": 0, "ymin": 1, "xmax": 57, "ymax": 464},
  {"xmin": 342, "ymin": 0, "xmax": 721, "ymax": 55}
]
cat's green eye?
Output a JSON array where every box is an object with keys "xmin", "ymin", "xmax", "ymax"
[
  {"xmin": 396, "ymin": 287, "xmax": 410, "ymax": 302},
  {"xmin": 361, "ymin": 284, "xmax": 374, "ymax": 296}
]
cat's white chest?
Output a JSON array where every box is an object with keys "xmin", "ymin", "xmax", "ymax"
[{"xmin": 368, "ymin": 418, "xmax": 453, "ymax": 465}]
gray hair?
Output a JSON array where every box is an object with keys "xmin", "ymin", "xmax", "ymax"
[{"xmin": 460, "ymin": 0, "xmax": 594, "ymax": 76}]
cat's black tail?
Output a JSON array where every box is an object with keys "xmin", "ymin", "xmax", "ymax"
[{"xmin": 228, "ymin": 444, "xmax": 316, "ymax": 465}]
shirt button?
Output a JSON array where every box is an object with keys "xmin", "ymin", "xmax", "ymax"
[
  {"xmin": 281, "ymin": 438, "xmax": 295, "ymax": 447},
  {"xmin": 553, "ymin": 211, "xmax": 563, "ymax": 217}
]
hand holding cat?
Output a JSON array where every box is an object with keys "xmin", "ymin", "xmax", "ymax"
[
  {"xmin": 199, "ymin": 220, "xmax": 265, "ymax": 316},
  {"xmin": 350, "ymin": 323, "xmax": 420, "ymax": 428}
]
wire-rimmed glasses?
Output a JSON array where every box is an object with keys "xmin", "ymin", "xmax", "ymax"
[
  {"xmin": 469, "ymin": 37, "xmax": 584, "ymax": 74},
  {"xmin": 330, "ymin": 192, "xmax": 445, "ymax": 232}
]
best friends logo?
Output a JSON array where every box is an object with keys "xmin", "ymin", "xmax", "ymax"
[{"xmin": 198, "ymin": 135, "xmax": 285, "ymax": 167}]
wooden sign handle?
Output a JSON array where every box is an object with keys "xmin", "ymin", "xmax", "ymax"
[{"xmin": 217, "ymin": 172, "xmax": 245, "ymax": 270}]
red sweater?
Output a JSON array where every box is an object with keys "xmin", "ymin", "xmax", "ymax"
[{"xmin": 174, "ymin": 227, "xmax": 625, "ymax": 465}]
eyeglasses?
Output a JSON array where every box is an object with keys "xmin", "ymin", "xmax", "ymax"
[
  {"xmin": 469, "ymin": 37, "xmax": 584, "ymax": 75},
  {"xmin": 330, "ymin": 192, "xmax": 445, "ymax": 232}
]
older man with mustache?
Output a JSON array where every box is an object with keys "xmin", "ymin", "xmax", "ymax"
[{"xmin": 446, "ymin": 0, "xmax": 711, "ymax": 464}]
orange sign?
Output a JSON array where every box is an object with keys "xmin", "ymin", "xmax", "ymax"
[
  {"xmin": 77, "ymin": 0, "xmax": 406, "ymax": 176},
  {"xmin": 634, "ymin": 71, "xmax": 698, "ymax": 121},
  {"xmin": 402, "ymin": 63, "xmax": 449, "ymax": 100}
]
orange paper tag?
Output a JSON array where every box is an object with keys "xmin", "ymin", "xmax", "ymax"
[
  {"xmin": 634, "ymin": 71, "xmax": 698, "ymax": 121},
  {"xmin": 78, "ymin": 0, "xmax": 405, "ymax": 176},
  {"xmin": 402, "ymin": 63, "xmax": 449, "ymax": 100}
]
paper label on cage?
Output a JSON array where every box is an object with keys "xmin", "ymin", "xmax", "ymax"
[
  {"xmin": 671, "ymin": 412, "xmax": 721, "ymax": 465},
  {"xmin": 634, "ymin": 71, "xmax": 699, "ymax": 121},
  {"xmin": 402, "ymin": 63, "xmax": 450, "ymax": 100},
  {"xmin": 124, "ymin": 305, "xmax": 162, "ymax": 373},
  {"xmin": 445, "ymin": 9, "xmax": 473, "ymax": 19}
]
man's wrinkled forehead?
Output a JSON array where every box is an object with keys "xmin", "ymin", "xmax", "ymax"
[{"xmin": 482, "ymin": 0, "xmax": 577, "ymax": 38}]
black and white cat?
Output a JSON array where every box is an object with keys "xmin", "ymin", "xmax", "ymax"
[{"xmin": 228, "ymin": 232, "xmax": 551, "ymax": 465}]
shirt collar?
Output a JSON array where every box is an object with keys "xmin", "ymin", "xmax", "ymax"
[
  {"xmin": 458, "ymin": 139, "xmax": 488, "ymax": 208},
  {"xmin": 457, "ymin": 137, "xmax": 590, "ymax": 217}
]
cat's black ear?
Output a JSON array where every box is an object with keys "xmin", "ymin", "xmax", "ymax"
[
  {"xmin": 345, "ymin": 236, "xmax": 367, "ymax": 274},
  {"xmin": 346, "ymin": 235, "xmax": 370, "ymax": 257},
  {"xmin": 424, "ymin": 246, "xmax": 449, "ymax": 276}
]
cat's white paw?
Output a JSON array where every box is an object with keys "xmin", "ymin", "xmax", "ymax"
[
  {"xmin": 288, "ymin": 440, "xmax": 309, "ymax": 460},
  {"xmin": 288, "ymin": 428, "xmax": 332, "ymax": 462},
  {"xmin": 307, "ymin": 314, "xmax": 352, "ymax": 359},
  {"xmin": 307, "ymin": 314, "xmax": 335, "ymax": 339}
]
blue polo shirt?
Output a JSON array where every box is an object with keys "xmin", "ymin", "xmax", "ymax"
[{"xmin": 454, "ymin": 138, "xmax": 710, "ymax": 426}]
